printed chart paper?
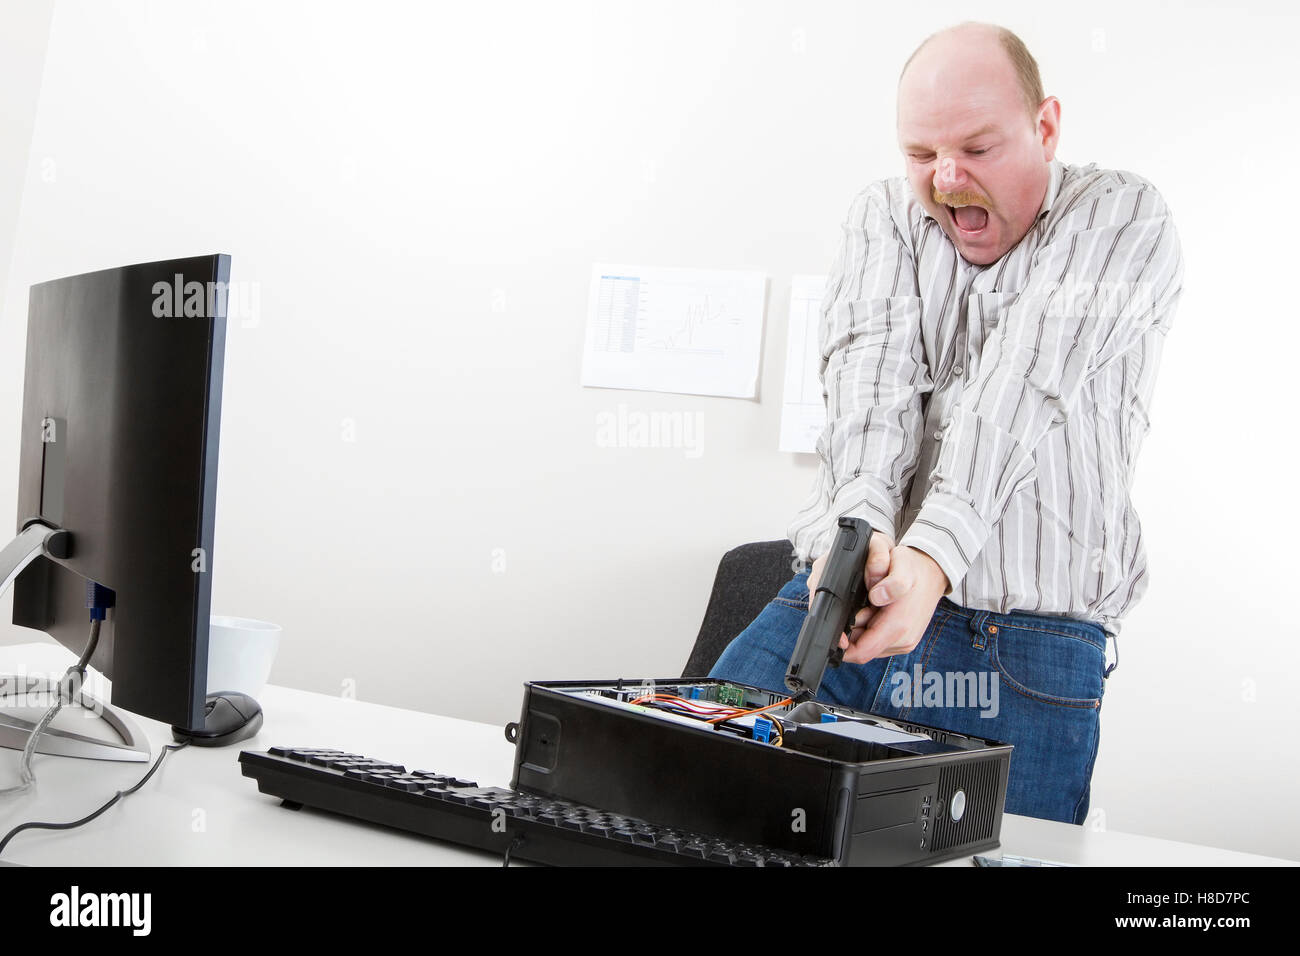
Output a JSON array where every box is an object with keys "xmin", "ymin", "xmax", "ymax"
[
  {"xmin": 779, "ymin": 274, "xmax": 828, "ymax": 453},
  {"xmin": 581, "ymin": 263, "xmax": 766, "ymax": 398}
]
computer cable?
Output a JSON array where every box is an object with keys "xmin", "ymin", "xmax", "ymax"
[
  {"xmin": 502, "ymin": 833, "xmax": 525, "ymax": 867},
  {"xmin": 628, "ymin": 693, "xmax": 743, "ymax": 719},
  {"xmin": 627, "ymin": 693, "xmax": 796, "ymax": 726},
  {"xmin": 0, "ymin": 613, "xmax": 104, "ymax": 797},
  {"xmin": 0, "ymin": 739, "xmax": 189, "ymax": 858},
  {"xmin": 705, "ymin": 697, "xmax": 794, "ymax": 725},
  {"xmin": 763, "ymin": 713, "xmax": 786, "ymax": 746},
  {"xmin": 627, "ymin": 692, "xmax": 792, "ymax": 745}
]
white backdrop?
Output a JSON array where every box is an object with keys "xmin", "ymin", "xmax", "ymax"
[{"xmin": 2, "ymin": 0, "xmax": 1297, "ymax": 860}]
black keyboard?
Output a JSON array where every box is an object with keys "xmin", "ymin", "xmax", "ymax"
[{"xmin": 239, "ymin": 747, "xmax": 835, "ymax": 867}]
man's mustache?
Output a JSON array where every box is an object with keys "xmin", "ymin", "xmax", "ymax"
[{"xmin": 932, "ymin": 188, "xmax": 990, "ymax": 208}]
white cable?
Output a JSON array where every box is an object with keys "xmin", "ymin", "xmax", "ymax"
[{"xmin": 0, "ymin": 619, "xmax": 101, "ymax": 796}]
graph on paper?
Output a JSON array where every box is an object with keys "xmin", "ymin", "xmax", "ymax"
[{"xmin": 582, "ymin": 264, "xmax": 766, "ymax": 398}]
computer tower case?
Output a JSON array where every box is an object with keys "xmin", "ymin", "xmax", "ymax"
[{"xmin": 508, "ymin": 678, "xmax": 1012, "ymax": 866}]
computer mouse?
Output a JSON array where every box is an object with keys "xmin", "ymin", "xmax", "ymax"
[{"xmin": 172, "ymin": 692, "xmax": 264, "ymax": 747}]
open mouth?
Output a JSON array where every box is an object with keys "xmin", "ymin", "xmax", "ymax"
[{"xmin": 944, "ymin": 203, "xmax": 989, "ymax": 237}]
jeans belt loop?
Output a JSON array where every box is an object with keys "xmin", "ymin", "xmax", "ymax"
[
  {"xmin": 1104, "ymin": 633, "xmax": 1119, "ymax": 679},
  {"xmin": 969, "ymin": 609, "xmax": 993, "ymax": 651}
]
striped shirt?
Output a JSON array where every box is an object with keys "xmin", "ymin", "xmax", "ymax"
[{"xmin": 788, "ymin": 158, "xmax": 1184, "ymax": 636}]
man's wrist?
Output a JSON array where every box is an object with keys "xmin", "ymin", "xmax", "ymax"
[{"xmin": 905, "ymin": 544, "xmax": 951, "ymax": 595}]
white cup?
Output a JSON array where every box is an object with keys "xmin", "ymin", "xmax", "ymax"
[{"xmin": 207, "ymin": 616, "xmax": 281, "ymax": 699}]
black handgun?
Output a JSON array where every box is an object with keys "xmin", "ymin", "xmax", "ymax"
[{"xmin": 784, "ymin": 516, "xmax": 873, "ymax": 700}]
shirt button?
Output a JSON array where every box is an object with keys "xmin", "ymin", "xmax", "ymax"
[
  {"xmin": 954, "ymin": 366, "xmax": 963, "ymax": 376},
  {"xmin": 933, "ymin": 430, "xmax": 943, "ymax": 441}
]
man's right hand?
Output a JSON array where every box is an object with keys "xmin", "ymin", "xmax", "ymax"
[{"xmin": 805, "ymin": 529, "xmax": 895, "ymax": 646}]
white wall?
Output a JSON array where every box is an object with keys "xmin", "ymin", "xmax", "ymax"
[
  {"xmin": 2, "ymin": 0, "xmax": 1297, "ymax": 860},
  {"xmin": 0, "ymin": 0, "xmax": 55, "ymax": 333}
]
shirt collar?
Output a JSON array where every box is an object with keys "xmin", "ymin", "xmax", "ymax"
[{"xmin": 1037, "ymin": 157, "xmax": 1063, "ymax": 221}]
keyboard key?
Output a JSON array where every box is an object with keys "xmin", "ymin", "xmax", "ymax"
[
  {"xmin": 288, "ymin": 749, "xmax": 340, "ymax": 761},
  {"xmin": 308, "ymin": 754, "xmax": 349, "ymax": 766},
  {"xmin": 343, "ymin": 770, "xmax": 391, "ymax": 783}
]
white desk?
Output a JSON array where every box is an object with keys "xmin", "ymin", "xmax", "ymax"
[{"xmin": 0, "ymin": 643, "xmax": 1292, "ymax": 867}]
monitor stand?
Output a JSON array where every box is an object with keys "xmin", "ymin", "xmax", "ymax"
[
  {"xmin": 0, "ymin": 521, "xmax": 151, "ymax": 762},
  {"xmin": 0, "ymin": 676, "xmax": 149, "ymax": 762}
]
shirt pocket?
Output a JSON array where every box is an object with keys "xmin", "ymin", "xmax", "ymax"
[
  {"xmin": 963, "ymin": 291, "xmax": 1027, "ymax": 407},
  {"xmin": 967, "ymin": 291, "xmax": 1021, "ymax": 352}
]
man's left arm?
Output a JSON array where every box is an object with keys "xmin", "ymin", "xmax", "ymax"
[{"xmin": 844, "ymin": 179, "xmax": 1185, "ymax": 662}]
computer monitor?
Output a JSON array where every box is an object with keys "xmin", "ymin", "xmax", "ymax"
[{"xmin": 0, "ymin": 254, "xmax": 230, "ymax": 758}]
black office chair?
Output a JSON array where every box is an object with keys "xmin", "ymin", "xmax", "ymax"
[{"xmin": 682, "ymin": 539, "xmax": 800, "ymax": 677}]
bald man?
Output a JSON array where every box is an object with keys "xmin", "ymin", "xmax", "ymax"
[{"xmin": 711, "ymin": 22, "xmax": 1183, "ymax": 826}]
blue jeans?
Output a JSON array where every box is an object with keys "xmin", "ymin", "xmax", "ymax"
[{"xmin": 709, "ymin": 569, "xmax": 1109, "ymax": 825}]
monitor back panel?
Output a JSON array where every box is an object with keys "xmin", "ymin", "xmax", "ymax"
[{"xmin": 13, "ymin": 254, "xmax": 229, "ymax": 730}]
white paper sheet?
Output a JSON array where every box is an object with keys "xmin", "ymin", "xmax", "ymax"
[
  {"xmin": 580, "ymin": 263, "xmax": 766, "ymax": 398},
  {"xmin": 778, "ymin": 274, "xmax": 828, "ymax": 453}
]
